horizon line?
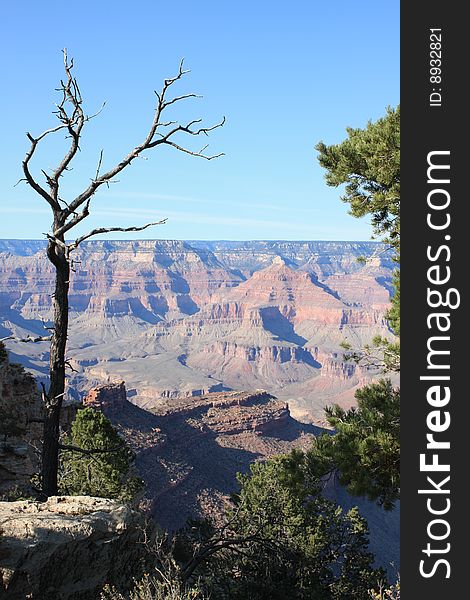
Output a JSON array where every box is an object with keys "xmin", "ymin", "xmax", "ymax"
[{"xmin": 0, "ymin": 238, "xmax": 383, "ymax": 244}]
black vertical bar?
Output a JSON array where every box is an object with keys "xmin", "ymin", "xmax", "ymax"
[{"xmin": 401, "ymin": 3, "xmax": 465, "ymax": 597}]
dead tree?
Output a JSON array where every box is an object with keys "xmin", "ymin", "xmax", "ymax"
[{"xmin": 21, "ymin": 50, "xmax": 224, "ymax": 497}]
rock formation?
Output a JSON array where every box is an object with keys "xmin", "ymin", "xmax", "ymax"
[
  {"xmin": 79, "ymin": 382, "xmax": 398, "ymax": 577},
  {"xmin": 0, "ymin": 342, "xmax": 42, "ymax": 498},
  {"xmin": 0, "ymin": 496, "xmax": 151, "ymax": 599},
  {"xmin": 128, "ymin": 388, "xmax": 319, "ymax": 531},
  {"xmin": 74, "ymin": 382, "xmax": 318, "ymax": 531},
  {"xmin": 84, "ymin": 381, "xmax": 128, "ymax": 412},
  {"xmin": 0, "ymin": 240, "xmax": 396, "ymax": 420}
]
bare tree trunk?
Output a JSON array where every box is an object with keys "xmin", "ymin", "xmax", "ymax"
[
  {"xmin": 21, "ymin": 53, "xmax": 223, "ymax": 496},
  {"xmin": 42, "ymin": 238, "xmax": 70, "ymax": 496}
]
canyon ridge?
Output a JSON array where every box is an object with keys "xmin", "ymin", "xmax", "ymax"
[{"xmin": 0, "ymin": 239, "xmax": 396, "ymax": 424}]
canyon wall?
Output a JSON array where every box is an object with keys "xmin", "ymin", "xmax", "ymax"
[{"xmin": 0, "ymin": 240, "xmax": 397, "ymax": 421}]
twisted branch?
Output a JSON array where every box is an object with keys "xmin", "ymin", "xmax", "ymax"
[
  {"xmin": 21, "ymin": 52, "xmax": 223, "ymax": 249},
  {"xmin": 63, "ymin": 57, "xmax": 224, "ymax": 221},
  {"xmin": 68, "ymin": 218, "xmax": 167, "ymax": 253}
]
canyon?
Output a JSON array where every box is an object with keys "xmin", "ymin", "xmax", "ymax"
[
  {"xmin": 81, "ymin": 381, "xmax": 399, "ymax": 575},
  {"xmin": 84, "ymin": 381, "xmax": 317, "ymax": 529},
  {"xmin": 0, "ymin": 240, "xmax": 400, "ymax": 583},
  {"xmin": 0, "ymin": 239, "xmax": 396, "ymax": 423}
]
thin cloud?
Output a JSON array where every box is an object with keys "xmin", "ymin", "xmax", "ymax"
[
  {"xmin": 92, "ymin": 207, "xmax": 322, "ymax": 234},
  {"xmin": 0, "ymin": 203, "xmax": 321, "ymax": 234},
  {"xmin": 102, "ymin": 190, "xmax": 324, "ymax": 215}
]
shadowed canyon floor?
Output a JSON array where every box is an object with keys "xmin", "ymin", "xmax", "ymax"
[
  {"xmin": 84, "ymin": 382, "xmax": 399, "ymax": 577},
  {"xmin": 85, "ymin": 383, "xmax": 318, "ymax": 529}
]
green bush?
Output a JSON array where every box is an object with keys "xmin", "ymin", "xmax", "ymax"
[
  {"xmin": 59, "ymin": 407, "xmax": 142, "ymax": 501},
  {"xmin": 310, "ymin": 379, "xmax": 400, "ymax": 509},
  {"xmin": 183, "ymin": 452, "xmax": 386, "ymax": 599}
]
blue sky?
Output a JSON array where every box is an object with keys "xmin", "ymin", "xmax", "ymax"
[{"xmin": 0, "ymin": 1, "xmax": 399, "ymax": 241}]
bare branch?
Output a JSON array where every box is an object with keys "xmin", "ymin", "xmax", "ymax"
[
  {"xmin": 156, "ymin": 120, "xmax": 178, "ymax": 128},
  {"xmin": 59, "ymin": 442, "xmax": 125, "ymax": 456},
  {"xmin": 39, "ymin": 383, "xmax": 65, "ymax": 405},
  {"xmin": 22, "ymin": 134, "xmax": 60, "ymax": 210},
  {"xmin": 149, "ymin": 116, "xmax": 226, "ymax": 147},
  {"xmin": 21, "ymin": 49, "xmax": 87, "ymax": 211},
  {"xmin": 162, "ymin": 93, "xmax": 201, "ymax": 109},
  {"xmin": 65, "ymin": 62, "xmax": 224, "ymax": 216},
  {"xmin": 146, "ymin": 116, "xmax": 226, "ymax": 159},
  {"xmin": 161, "ymin": 140, "xmax": 224, "ymax": 160},
  {"xmin": 44, "ymin": 234, "xmax": 68, "ymax": 252},
  {"xmin": 40, "ymin": 382, "xmax": 49, "ymax": 406},
  {"xmin": 85, "ymin": 101, "xmax": 106, "ymax": 121},
  {"xmin": 57, "ymin": 197, "xmax": 77, "ymax": 212},
  {"xmin": 41, "ymin": 169, "xmax": 55, "ymax": 188},
  {"xmin": 68, "ymin": 218, "xmax": 167, "ymax": 252},
  {"xmin": 163, "ymin": 58, "xmax": 190, "ymax": 86},
  {"xmin": 54, "ymin": 199, "xmax": 91, "ymax": 238},
  {"xmin": 23, "ymin": 54, "xmax": 223, "ymax": 228},
  {"xmin": 64, "ymin": 360, "xmax": 78, "ymax": 373},
  {"xmin": 49, "ymin": 49, "xmax": 86, "ymax": 195},
  {"xmin": 30, "ymin": 124, "xmax": 69, "ymax": 144},
  {"xmin": 1, "ymin": 334, "xmax": 52, "ymax": 343},
  {"xmin": 94, "ymin": 150, "xmax": 104, "ymax": 180}
]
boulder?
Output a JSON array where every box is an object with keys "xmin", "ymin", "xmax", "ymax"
[{"xmin": 0, "ymin": 496, "xmax": 151, "ymax": 599}]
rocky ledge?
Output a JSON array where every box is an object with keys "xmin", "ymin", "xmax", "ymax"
[
  {"xmin": 0, "ymin": 496, "xmax": 150, "ymax": 600},
  {"xmin": 0, "ymin": 342, "xmax": 42, "ymax": 498}
]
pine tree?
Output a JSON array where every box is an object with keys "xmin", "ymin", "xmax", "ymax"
[
  {"xmin": 310, "ymin": 380, "xmax": 400, "ymax": 509},
  {"xmin": 59, "ymin": 407, "xmax": 142, "ymax": 501}
]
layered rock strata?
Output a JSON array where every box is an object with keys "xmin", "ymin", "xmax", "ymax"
[{"xmin": 0, "ymin": 240, "xmax": 396, "ymax": 420}]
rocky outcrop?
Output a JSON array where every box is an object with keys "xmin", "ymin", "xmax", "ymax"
[
  {"xmin": 0, "ymin": 343, "xmax": 42, "ymax": 498},
  {"xmin": 84, "ymin": 381, "xmax": 127, "ymax": 412},
  {"xmin": 0, "ymin": 496, "xmax": 151, "ymax": 600},
  {"xmin": 204, "ymin": 394, "xmax": 290, "ymax": 435},
  {"xmin": 325, "ymin": 271, "xmax": 392, "ymax": 310},
  {"xmin": 0, "ymin": 240, "xmax": 393, "ymax": 327},
  {"xmin": 0, "ymin": 239, "xmax": 241, "ymax": 323},
  {"xmin": 199, "ymin": 341, "xmax": 316, "ymax": 365},
  {"xmin": 133, "ymin": 390, "xmax": 319, "ymax": 530},
  {"xmin": 155, "ymin": 390, "xmax": 288, "ymax": 432}
]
